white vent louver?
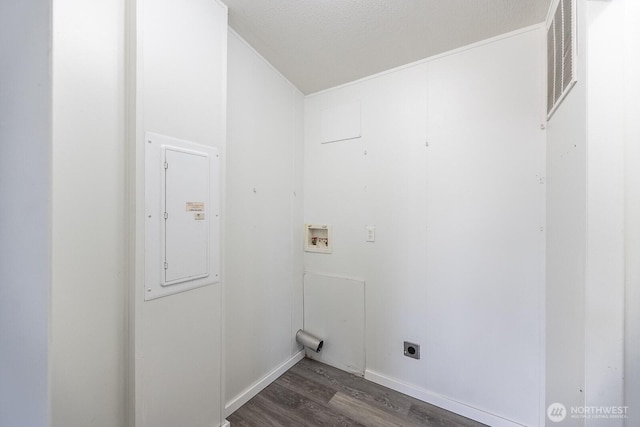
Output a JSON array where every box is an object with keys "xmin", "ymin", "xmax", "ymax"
[{"xmin": 547, "ymin": 0, "xmax": 577, "ymax": 119}]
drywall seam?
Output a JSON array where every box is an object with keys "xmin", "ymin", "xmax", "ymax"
[
  {"xmin": 125, "ymin": 0, "xmax": 137, "ymax": 426},
  {"xmin": 537, "ymin": 22, "xmax": 548, "ymax": 427},
  {"xmin": 218, "ymin": 6, "xmax": 229, "ymax": 427}
]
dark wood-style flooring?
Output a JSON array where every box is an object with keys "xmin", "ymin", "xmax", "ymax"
[{"xmin": 228, "ymin": 357, "xmax": 486, "ymax": 426}]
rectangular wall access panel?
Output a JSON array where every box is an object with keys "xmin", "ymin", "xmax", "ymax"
[
  {"xmin": 145, "ymin": 132, "xmax": 220, "ymax": 300},
  {"xmin": 320, "ymin": 101, "xmax": 361, "ymax": 143},
  {"xmin": 303, "ymin": 273, "xmax": 365, "ymax": 374}
]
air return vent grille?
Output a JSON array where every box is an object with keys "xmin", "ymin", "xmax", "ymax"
[{"xmin": 547, "ymin": 0, "xmax": 577, "ymax": 119}]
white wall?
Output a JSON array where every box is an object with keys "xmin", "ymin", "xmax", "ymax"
[
  {"xmin": 304, "ymin": 28, "xmax": 544, "ymax": 427},
  {"xmin": 624, "ymin": 2, "xmax": 640, "ymax": 426},
  {"xmin": 545, "ymin": 1, "xmax": 588, "ymax": 424},
  {"xmin": 134, "ymin": 1, "xmax": 228, "ymax": 426},
  {"xmin": 0, "ymin": 1, "xmax": 51, "ymax": 426},
  {"xmin": 584, "ymin": 1, "xmax": 640, "ymax": 425},
  {"xmin": 546, "ymin": 1, "xmax": 638, "ymax": 425},
  {"xmin": 50, "ymin": 1, "xmax": 127, "ymax": 426},
  {"xmin": 585, "ymin": 1, "xmax": 626, "ymax": 424},
  {"xmin": 224, "ymin": 30, "xmax": 305, "ymax": 414}
]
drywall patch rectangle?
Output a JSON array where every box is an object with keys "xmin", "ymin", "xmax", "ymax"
[
  {"xmin": 145, "ymin": 132, "xmax": 220, "ymax": 300},
  {"xmin": 321, "ymin": 101, "xmax": 361, "ymax": 143},
  {"xmin": 303, "ymin": 273, "xmax": 365, "ymax": 374}
]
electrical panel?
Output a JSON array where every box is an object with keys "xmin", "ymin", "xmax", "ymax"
[{"xmin": 145, "ymin": 132, "xmax": 220, "ymax": 300}]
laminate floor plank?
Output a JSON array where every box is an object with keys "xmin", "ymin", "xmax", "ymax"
[
  {"xmin": 328, "ymin": 392, "xmax": 415, "ymax": 427},
  {"xmin": 407, "ymin": 402, "xmax": 485, "ymax": 427},
  {"xmin": 259, "ymin": 382, "xmax": 366, "ymax": 427},
  {"xmin": 227, "ymin": 395, "xmax": 301, "ymax": 427},
  {"xmin": 228, "ymin": 358, "xmax": 487, "ymax": 427},
  {"xmin": 291, "ymin": 358, "xmax": 412, "ymax": 417},
  {"xmin": 277, "ymin": 370, "xmax": 337, "ymax": 404}
]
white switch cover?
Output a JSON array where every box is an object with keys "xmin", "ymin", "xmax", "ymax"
[{"xmin": 366, "ymin": 225, "xmax": 376, "ymax": 242}]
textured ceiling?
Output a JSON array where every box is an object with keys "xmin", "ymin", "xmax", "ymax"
[{"xmin": 222, "ymin": 0, "xmax": 552, "ymax": 94}]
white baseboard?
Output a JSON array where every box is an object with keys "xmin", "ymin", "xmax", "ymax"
[
  {"xmin": 225, "ymin": 351, "xmax": 305, "ymax": 417},
  {"xmin": 364, "ymin": 369, "xmax": 526, "ymax": 427},
  {"xmin": 221, "ymin": 420, "xmax": 230, "ymax": 427}
]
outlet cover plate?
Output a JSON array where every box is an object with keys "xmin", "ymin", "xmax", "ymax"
[{"xmin": 404, "ymin": 341, "xmax": 420, "ymax": 359}]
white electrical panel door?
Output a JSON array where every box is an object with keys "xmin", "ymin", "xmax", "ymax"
[
  {"xmin": 163, "ymin": 148, "xmax": 209, "ymax": 285},
  {"xmin": 145, "ymin": 132, "xmax": 220, "ymax": 300}
]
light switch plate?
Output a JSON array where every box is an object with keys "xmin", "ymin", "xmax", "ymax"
[{"xmin": 366, "ymin": 225, "xmax": 375, "ymax": 242}]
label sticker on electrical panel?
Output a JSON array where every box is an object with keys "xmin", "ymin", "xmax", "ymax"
[{"xmin": 186, "ymin": 202, "xmax": 205, "ymax": 212}]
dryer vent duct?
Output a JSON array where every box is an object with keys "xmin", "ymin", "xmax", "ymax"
[{"xmin": 296, "ymin": 329, "xmax": 324, "ymax": 353}]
